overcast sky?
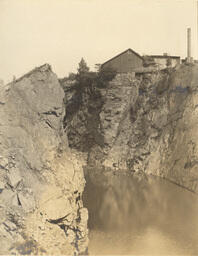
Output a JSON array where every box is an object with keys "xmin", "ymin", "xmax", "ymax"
[{"xmin": 0, "ymin": 0, "xmax": 197, "ymax": 82}]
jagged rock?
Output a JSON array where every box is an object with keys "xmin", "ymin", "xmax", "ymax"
[
  {"xmin": 65, "ymin": 65, "xmax": 198, "ymax": 193},
  {"xmin": 40, "ymin": 188, "xmax": 73, "ymax": 220},
  {"xmin": 0, "ymin": 181, "xmax": 5, "ymax": 191},
  {"xmin": 0, "ymin": 64, "xmax": 88, "ymax": 254},
  {"xmin": 7, "ymin": 169, "xmax": 22, "ymax": 188},
  {"xmin": 17, "ymin": 192, "xmax": 35, "ymax": 213}
]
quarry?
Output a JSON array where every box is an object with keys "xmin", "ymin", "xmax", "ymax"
[{"xmin": 1, "ymin": 60, "xmax": 198, "ymax": 254}]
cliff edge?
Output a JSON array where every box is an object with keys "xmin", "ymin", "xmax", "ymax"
[
  {"xmin": 0, "ymin": 64, "xmax": 88, "ymax": 255},
  {"xmin": 64, "ymin": 64, "xmax": 198, "ymax": 193}
]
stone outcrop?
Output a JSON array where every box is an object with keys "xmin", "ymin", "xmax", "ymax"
[
  {"xmin": 2, "ymin": 61, "xmax": 198, "ymax": 254},
  {"xmin": 0, "ymin": 64, "xmax": 88, "ymax": 255},
  {"xmin": 64, "ymin": 64, "xmax": 198, "ymax": 193}
]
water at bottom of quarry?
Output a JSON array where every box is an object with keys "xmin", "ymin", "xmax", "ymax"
[{"xmin": 83, "ymin": 170, "xmax": 198, "ymax": 255}]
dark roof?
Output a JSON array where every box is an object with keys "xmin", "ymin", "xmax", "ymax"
[
  {"xmin": 101, "ymin": 48, "xmax": 144, "ymax": 67},
  {"xmin": 149, "ymin": 55, "xmax": 180, "ymax": 59}
]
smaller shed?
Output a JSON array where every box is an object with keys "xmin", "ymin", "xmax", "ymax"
[{"xmin": 149, "ymin": 54, "xmax": 180, "ymax": 69}]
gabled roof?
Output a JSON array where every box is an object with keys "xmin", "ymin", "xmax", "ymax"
[{"xmin": 101, "ymin": 48, "xmax": 144, "ymax": 67}]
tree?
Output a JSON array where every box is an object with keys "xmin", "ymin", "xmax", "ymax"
[
  {"xmin": 166, "ymin": 57, "xmax": 172, "ymax": 67},
  {"xmin": 68, "ymin": 72, "xmax": 76, "ymax": 80},
  {"xmin": 143, "ymin": 56, "xmax": 156, "ymax": 67},
  {"xmin": 77, "ymin": 58, "xmax": 89, "ymax": 75},
  {"xmin": 76, "ymin": 58, "xmax": 94, "ymax": 88}
]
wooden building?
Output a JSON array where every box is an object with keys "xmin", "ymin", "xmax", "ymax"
[
  {"xmin": 149, "ymin": 54, "xmax": 180, "ymax": 69},
  {"xmin": 101, "ymin": 48, "xmax": 144, "ymax": 73}
]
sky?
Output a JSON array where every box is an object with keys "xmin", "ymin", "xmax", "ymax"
[{"xmin": 0, "ymin": 0, "xmax": 197, "ymax": 83}]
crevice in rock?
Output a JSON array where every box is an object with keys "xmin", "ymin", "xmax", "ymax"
[
  {"xmin": 46, "ymin": 213, "xmax": 70, "ymax": 224},
  {"xmin": 44, "ymin": 120, "xmax": 54, "ymax": 129},
  {"xmin": 41, "ymin": 110, "xmax": 59, "ymax": 117}
]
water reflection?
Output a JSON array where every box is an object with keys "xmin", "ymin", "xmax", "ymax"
[{"xmin": 83, "ymin": 170, "xmax": 198, "ymax": 255}]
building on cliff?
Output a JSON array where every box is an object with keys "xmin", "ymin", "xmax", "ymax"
[
  {"xmin": 101, "ymin": 48, "xmax": 144, "ymax": 73},
  {"xmin": 101, "ymin": 49, "xmax": 181, "ymax": 74},
  {"xmin": 148, "ymin": 53, "xmax": 180, "ymax": 69}
]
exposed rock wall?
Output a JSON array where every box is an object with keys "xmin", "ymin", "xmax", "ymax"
[
  {"xmin": 3, "ymin": 62, "xmax": 197, "ymax": 254},
  {"xmin": 0, "ymin": 64, "xmax": 88, "ymax": 255},
  {"xmin": 65, "ymin": 65, "xmax": 198, "ymax": 193}
]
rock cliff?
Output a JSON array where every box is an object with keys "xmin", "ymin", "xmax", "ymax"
[
  {"xmin": 64, "ymin": 64, "xmax": 198, "ymax": 193},
  {"xmin": 1, "ymin": 62, "xmax": 198, "ymax": 254},
  {"xmin": 0, "ymin": 64, "xmax": 88, "ymax": 255}
]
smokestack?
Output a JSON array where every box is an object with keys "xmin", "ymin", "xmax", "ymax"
[{"xmin": 187, "ymin": 27, "xmax": 192, "ymax": 63}]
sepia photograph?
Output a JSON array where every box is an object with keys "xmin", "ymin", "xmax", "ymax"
[{"xmin": 1, "ymin": 0, "xmax": 198, "ymax": 255}]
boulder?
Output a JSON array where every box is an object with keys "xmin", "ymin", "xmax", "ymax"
[{"xmin": 0, "ymin": 64, "xmax": 87, "ymax": 254}]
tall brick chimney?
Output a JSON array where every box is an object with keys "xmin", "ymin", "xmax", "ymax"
[{"xmin": 187, "ymin": 27, "xmax": 192, "ymax": 63}]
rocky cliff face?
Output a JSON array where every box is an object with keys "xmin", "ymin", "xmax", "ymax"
[
  {"xmin": 2, "ymin": 62, "xmax": 198, "ymax": 254},
  {"xmin": 64, "ymin": 64, "xmax": 198, "ymax": 193},
  {"xmin": 0, "ymin": 64, "xmax": 88, "ymax": 255}
]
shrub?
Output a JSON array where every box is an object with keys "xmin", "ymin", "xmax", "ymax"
[
  {"xmin": 98, "ymin": 66, "xmax": 117, "ymax": 81},
  {"xmin": 96, "ymin": 66, "xmax": 117, "ymax": 88},
  {"xmin": 143, "ymin": 56, "xmax": 156, "ymax": 67},
  {"xmin": 74, "ymin": 59, "xmax": 117, "ymax": 90},
  {"xmin": 76, "ymin": 71, "xmax": 97, "ymax": 89},
  {"xmin": 68, "ymin": 72, "xmax": 77, "ymax": 80}
]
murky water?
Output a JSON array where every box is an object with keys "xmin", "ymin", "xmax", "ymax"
[{"xmin": 83, "ymin": 171, "xmax": 198, "ymax": 255}]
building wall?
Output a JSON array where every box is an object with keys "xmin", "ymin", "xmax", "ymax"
[
  {"xmin": 102, "ymin": 50, "xmax": 143, "ymax": 73},
  {"xmin": 153, "ymin": 57, "xmax": 180, "ymax": 69}
]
